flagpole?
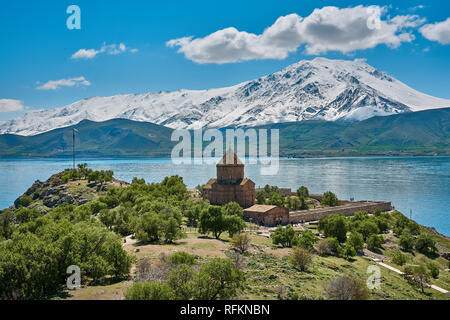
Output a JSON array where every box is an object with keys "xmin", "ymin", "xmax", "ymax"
[
  {"xmin": 72, "ymin": 128, "xmax": 78, "ymax": 169},
  {"xmin": 72, "ymin": 128, "xmax": 75, "ymax": 169}
]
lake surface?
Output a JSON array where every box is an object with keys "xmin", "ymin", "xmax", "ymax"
[{"xmin": 0, "ymin": 157, "xmax": 449, "ymax": 236}]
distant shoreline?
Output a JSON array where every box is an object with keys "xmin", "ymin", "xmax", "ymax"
[{"xmin": 1, "ymin": 155, "xmax": 450, "ymax": 161}]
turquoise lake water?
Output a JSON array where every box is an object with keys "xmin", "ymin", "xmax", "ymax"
[{"xmin": 0, "ymin": 157, "xmax": 449, "ymax": 236}]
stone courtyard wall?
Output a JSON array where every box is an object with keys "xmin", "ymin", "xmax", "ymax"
[{"xmin": 289, "ymin": 201, "xmax": 392, "ymax": 223}]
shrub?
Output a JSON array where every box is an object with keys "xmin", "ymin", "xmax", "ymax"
[
  {"xmin": 125, "ymin": 282, "xmax": 174, "ymax": 300},
  {"xmin": 231, "ymin": 233, "xmax": 251, "ymax": 254},
  {"xmin": 296, "ymin": 229, "xmax": 318, "ymax": 250},
  {"xmin": 342, "ymin": 245, "xmax": 357, "ymax": 260},
  {"xmin": 167, "ymin": 251, "xmax": 196, "ymax": 266},
  {"xmin": 315, "ymin": 237, "xmax": 341, "ymax": 256},
  {"xmin": 392, "ymin": 250, "xmax": 407, "ymax": 266},
  {"xmin": 426, "ymin": 261, "xmax": 439, "ymax": 279},
  {"xmin": 289, "ymin": 247, "xmax": 313, "ymax": 271},
  {"xmin": 325, "ymin": 275, "xmax": 370, "ymax": 300},
  {"xmin": 17, "ymin": 195, "xmax": 33, "ymax": 207}
]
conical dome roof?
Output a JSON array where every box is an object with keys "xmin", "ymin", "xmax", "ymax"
[{"xmin": 217, "ymin": 148, "xmax": 243, "ymax": 166}]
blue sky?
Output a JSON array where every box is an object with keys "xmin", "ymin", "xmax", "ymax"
[{"xmin": 0, "ymin": 0, "xmax": 449, "ymax": 121}]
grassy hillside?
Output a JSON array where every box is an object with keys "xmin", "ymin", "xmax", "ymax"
[
  {"xmin": 1, "ymin": 169, "xmax": 449, "ymax": 300},
  {"xmin": 0, "ymin": 108, "xmax": 449, "ymax": 158},
  {"xmin": 0, "ymin": 118, "xmax": 175, "ymax": 158},
  {"xmin": 262, "ymin": 107, "xmax": 450, "ymax": 157}
]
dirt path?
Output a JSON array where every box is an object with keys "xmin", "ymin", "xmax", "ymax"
[{"xmin": 376, "ymin": 261, "xmax": 449, "ymax": 295}]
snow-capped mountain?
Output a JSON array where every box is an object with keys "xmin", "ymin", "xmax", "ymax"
[{"xmin": 2, "ymin": 57, "xmax": 450, "ymax": 136}]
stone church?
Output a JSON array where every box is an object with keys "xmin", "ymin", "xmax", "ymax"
[{"xmin": 203, "ymin": 149, "xmax": 255, "ymax": 208}]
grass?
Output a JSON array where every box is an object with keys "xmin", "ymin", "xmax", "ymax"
[{"xmin": 65, "ymin": 228, "xmax": 449, "ymax": 300}]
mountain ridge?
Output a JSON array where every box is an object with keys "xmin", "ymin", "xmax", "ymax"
[
  {"xmin": 1, "ymin": 57, "xmax": 450, "ymax": 136},
  {"xmin": 1, "ymin": 107, "xmax": 449, "ymax": 158}
]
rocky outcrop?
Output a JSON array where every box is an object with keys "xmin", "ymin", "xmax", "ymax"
[{"xmin": 14, "ymin": 170, "xmax": 122, "ymax": 210}]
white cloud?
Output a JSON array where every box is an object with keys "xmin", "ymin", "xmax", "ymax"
[
  {"xmin": 420, "ymin": 18, "xmax": 450, "ymax": 44},
  {"xmin": 167, "ymin": 5, "xmax": 425, "ymax": 64},
  {"xmin": 71, "ymin": 43, "xmax": 138, "ymax": 59},
  {"xmin": 409, "ymin": 5, "xmax": 425, "ymax": 12},
  {"xmin": 36, "ymin": 77, "xmax": 91, "ymax": 90},
  {"xmin": 0, "ymin": 99, "xmax": 26, "ymax": 112},
  {"xmin": 71, "ymin": 49, "xmax": 99, "ymax": 59}
]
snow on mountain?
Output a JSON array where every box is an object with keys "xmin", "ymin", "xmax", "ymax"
[{"xmin": 1, "ymin": 57, "xmax": 450, "ymax": 136}]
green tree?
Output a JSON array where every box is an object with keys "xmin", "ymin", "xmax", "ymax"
[
  {"xmin": 286, "ymin": 196, "xmax": 302, "ymax": 211},
  {"xmin": 193, "ymin": 258, "xmax": 245, "ymax": 300},
  {"xmin": 225, "ymin": 215, "xmax": 246, "ymax": 238},
  {"xmin": 272, "ymin": 224, "xmax": 297, "ymax": 247},
  {"xmin": 198, "ymin": 205, "xmax": 245, "ymax": 239},
  {"xmin": 183, "ymin": 200, "xmax": 209, "ymax": 227},
  {"xmin": 99, "ymin": 209, "xmax": 116, "ymax": 230},
  {"xmin": 256, "ymin": 191, "xmax": 266, "ymax": 204},
  {"xmin": 167, "ymin": 264, "xmax": 196, "ymax": 299},
  {"xmin": 321, "ymin": 191, "xmax": 339, "ymax": 207},
  {"xmin": 403, "ymin": 265, "xmax": 430, "ymax": 294},
  {"xmin": 367, "ymin": 234, "xmax": 383, "ymax": 251},
  {"xmin": 135, "ymin": 212, "xmax": 163, "ymax": 242},
  {"xmin": 84, "ymin": 255, "xmax": 109, "ymax": 281},
  {"xmin": 324, "ymin": 237, "xmax": 342, "ymax": 256},
  {"xmin": 399, "ymin": 232, "xmax": 415, "ymax": 252},
  {"xmin": 222, "ymin": 202, "xmax": 243, "ymax": 218},
  {"xmin": 199, "ymin": 206, "xmax": 228, "ymax": 239},
  {"xmin": 359, "ymin": 220, "xmax": 380, "ymax": 240},
  {"xmin": 267, "ymin": 192, "xmax": 284, "ymax": 207},
  {"xmin": 163, "ymin": 217, "xmax": 183, "ymax": 243},
  {"xmin": 90, "ymin": 200, "xmax": 108, "ymax": 214},
  {"xmin": 347, "ymin": 232, "xmax": 364, "ymax": 253},
  {"xmin": 77, "ymin": 163, "xmax": 89, "ymax": 179},
  {"xmin": 318, "ymin": 214, "xmax": 348, "ymax": 243},
  {"xmin": 296, "ymin": 186, "xmax": 309, "ymax": 199},
  {"xmin": 415, "ymin": 234, "xmax": 437, "ymax": 256},
  {"xmin": 104, "ymin": 241, "xmax": 134, "ymax": 278},
  {"xmin": 296, "ymin": 230, "xmax": 318, "ymax": 250}
]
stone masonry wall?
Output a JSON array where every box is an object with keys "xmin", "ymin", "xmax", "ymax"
[{"xmin": 289, "ymin": 201, "xmax": 392, "ymax": 223}]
